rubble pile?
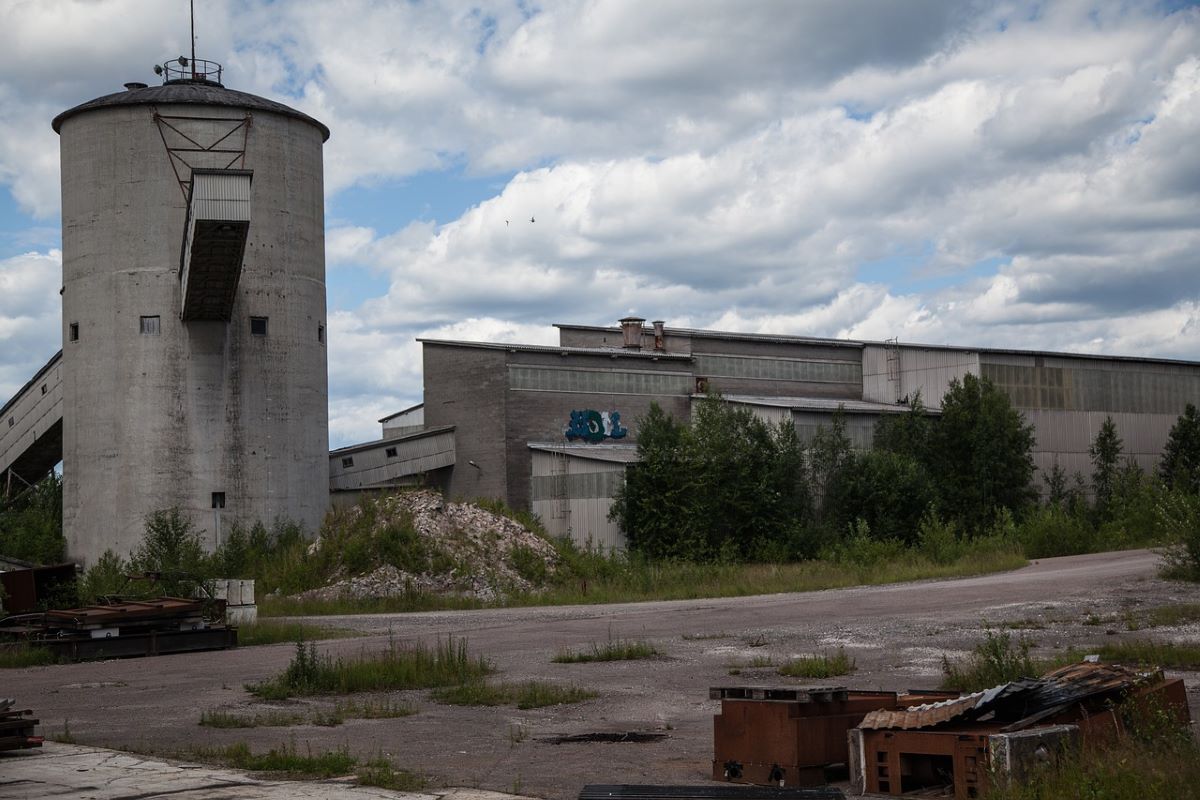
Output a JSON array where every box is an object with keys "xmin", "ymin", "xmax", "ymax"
[{"xmin": 296, "ymin": 490, "xmax": 561, "ymax": 603}]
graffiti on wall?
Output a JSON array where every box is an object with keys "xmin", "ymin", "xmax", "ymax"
[{"xmin": 565, "ymin": 410, "xmax": 628, "ymax": 443}]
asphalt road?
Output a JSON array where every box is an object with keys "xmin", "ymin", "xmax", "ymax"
[{"xmin": 2, "ymin": 549, "xmax": 1197, "ymax": 799}]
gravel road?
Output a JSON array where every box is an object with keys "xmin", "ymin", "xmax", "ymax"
[{"xmin": 2, "ymin": 549, "xmax": 1197, "ymax": 799}]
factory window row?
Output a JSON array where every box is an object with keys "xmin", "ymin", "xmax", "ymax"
[
  {"xmin": 693, "ymin": 354, "xmax": 861, "ymax": 385},
  {"xmin": 531, "ymin": 470, "xmax": 624, "ymax": 501},
  {"xmin": 980, "ymin": 363, "xmax": 1200, "ymax": 414},
  {"xmin": 509, "ymin": 365, "xmax": 694, "ymax": 396}
]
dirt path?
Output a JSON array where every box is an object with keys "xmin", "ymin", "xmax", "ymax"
[{"xmin": 3, "ymin": 550, "xmax": 1198, "ymax": 799}]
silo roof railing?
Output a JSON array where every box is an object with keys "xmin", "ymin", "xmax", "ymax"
[{"xmin": 154, "ymin": 56, "xmax": 223, "ymax": 86}]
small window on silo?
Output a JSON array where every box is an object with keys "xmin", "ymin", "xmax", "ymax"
[
  {"xmin": 250, "ymin": 316, "xmax": 269, "ymax": 336},
  {"xmin": 341, "ymin": 456, "xmax": 354, "ymax": 468},
  {"xmin": 41, "ymin": 384, "xmax": 47, "ymax": 395},
  {"xmin": 212, "ymin": 492, "xmax": 226, "ymax": 509},
  {"xmin": 140, "ymin": 315, "xmax": 161, "ymax": 335},
  {"xmin": 318, "ymin": 323, "xmax": 325, "ymax": 344},
  {"xmin": 69, "ymin": 322, "xmax": 79, "ymax": 341},
  {"xmin": 385, "ymin": 447, "xmax": 398, "ymax": 458},
  {"xmin": 7, "ymin": 417, "xmax": 13, "ymax": 428}
]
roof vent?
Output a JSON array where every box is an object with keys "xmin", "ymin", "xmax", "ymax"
[
  {"xmin": 652, "ymin": 320, "xmax": 665, "ymax": 351},
  {"xmin": 619, "ymin": 316, "xmax": 645, "ymax": 349},
  {"xmin": 123, "ymin": 82, "xmax": 148, "ymax": 91}
]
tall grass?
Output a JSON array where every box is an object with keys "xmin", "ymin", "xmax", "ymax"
[
  {"xmin": 941, "ymin": 630, "xmax": 1040, "ymax": 692},
  {"xmin": 0, "ymin": 645, "xmax": 58, "ymax": 668},
  {"xmin": 247, "ymin": 637, "xmax": 491, "ymax": 701},
  {"xmin": 192, "ymin": 741, "xmax": 356, "ymax": 778},
  {"xmin": 431, "ymin": 680, "xmax": 596, "ymax": 709},
  {"xmin": 778, "ymin": 647, "xmax": 856, "ymax": 679},
  {"xmin": 552, "ymin": 639, "xmax": 659, "ymax": 663}
]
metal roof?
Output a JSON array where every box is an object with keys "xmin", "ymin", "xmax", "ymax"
[
  {"xmin": 52, "ymin": 82, "xmax": 330, "ymax": 141},
  {"xmin": 0, "ymin": 350, "xmax": 61, "ymax": 420},
  {"xmin": 527, "ymin": 443, "xmax": 640, "ymax": 464},
  {"xmin": 715, "ymin": 395, "xmax": 936, "ymax": 415},
  {"xmin": 555, "ymin": 324, "xmax": 1200, "ymax": 368},
  {"xmin": 379, "ymin": 402, "xmax": 424, "ymax": 423},
  {"xmin": 555, "ymin": 323, "xmax": 864, "ymax": 349},
  {"xmin": 418, "ymin": 338, "xmax": 692, "ymax": 361},
  {"xmin": 328, "ymin": 425, "xmax": 455, "ymax": 457}
]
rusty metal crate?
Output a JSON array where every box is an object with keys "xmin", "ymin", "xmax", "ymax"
[{"xmin": 711, "ymin": 687, "xmax": 958, "ymax": 787}]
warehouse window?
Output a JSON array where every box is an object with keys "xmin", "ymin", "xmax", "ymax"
[
  {"xmin": 211, "ymin": 492, "xmax": 226, "ymax": 509},
  {"xmin": 341, "ymin": 456, "xmax": 354, "ymax": 468},
  {"xmin": 139, "ymin": 315, "xmax": 161, "ymax": 335},
  {"xmin": 318, "ymin": 323, "xmax": 325, "ymax": 344},
  {"xmin": 69, "ymin": 322, "xmax": 79, "ymax": 341},
  {"xmin": 250, "ymin": 316, "xmax": 268, "ymax": 336}
]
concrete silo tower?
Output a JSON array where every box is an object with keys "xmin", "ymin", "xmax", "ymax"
[{"xmin": 52, "ymin": 57, "xmax": 330, "ymax": 565}]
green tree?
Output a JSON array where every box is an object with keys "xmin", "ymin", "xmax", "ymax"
[
  {"xmin": 0, "ymin": 473, "xmax": 65, "ymax": 564},
  {"xmin": 825, "ymin": 449, "xmax": 936, "ymax": 545},
  {"xmin": 1160, "ymin": 403, "xmax": 1200, "ymax": 494},
  {"xmin": 928, "ymin": 374, "xmax": 1037, "ymax": 533},
  {"xmin": 873, "ymin": 393, "xmax": 932, "ymax": 463},
  {"xmin": 807, "ymin": 409, "xmax": 853, "ymax": 519},
  {"xmin": 129, "ymin": 508, "xmax": 212, "ymax": 596},
  {"xmin": 1089, "ymin": 416, "xmax": 1123, "ymax": 518},
  {"xmin": 611, "ymin": 397, "xmax": 811, "ymax": 561},
  {"xmin": 1044, "ymin": 458, "xmax": 1069, "ymax": 508}
]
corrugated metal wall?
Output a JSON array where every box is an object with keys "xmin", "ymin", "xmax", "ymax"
[
  {"xmin": 530, "ymin": 450, "xmax": 627, "ymax": 550},
  {"xmin": 329, "ymin": 429, "xmax": 455, "ymax": 491},
  {"xmin": 862, "ymin": 345, "xmax": 980, "ymax": 407}
]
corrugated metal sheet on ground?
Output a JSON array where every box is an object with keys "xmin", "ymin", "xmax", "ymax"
[{"xmin": 859, "ymin": 663, "xmax": 1150, "ymax": 731}]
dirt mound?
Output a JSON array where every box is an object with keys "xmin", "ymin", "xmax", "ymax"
[{"xmin": 296, "ymin": 490, "xmax": 560, "ymax": 603}]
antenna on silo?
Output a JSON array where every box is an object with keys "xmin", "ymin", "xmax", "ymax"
[{"xmin": 190, "ymin": 0, "xmax": 197, "ymax": 80}]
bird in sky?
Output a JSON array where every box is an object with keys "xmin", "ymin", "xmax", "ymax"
[{"xmin": 530, "ymin": 216, "xmax": 535, "ymax": 223}]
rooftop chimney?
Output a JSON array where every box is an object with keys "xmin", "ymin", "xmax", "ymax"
[
  {"xmin": 619, "ymin": 316, "xmax": 645, "ymax": 349},
  {"xmin": 652, "ymin": 320, "xmax": 665, "ymax": 351}
]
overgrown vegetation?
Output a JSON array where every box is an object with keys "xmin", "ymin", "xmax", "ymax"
[
  {"xmin": 0, "ymin": 474, "xmax": 64, "ymax": 566},
  {"xmin": 941, "ymin": 630, "xmax": 1040, "ymax": 692},
  {"xmin": 431, "ymin": 680, "xmax": 596, "ymax": 709},
  {"xmin": 987, "ymin": 703, "xmax": 1200, "ymax": 800},
  {"xmin": 777, "ymin": 647, "xmax": 855, "ymax": 679},
  {"xmin": 355, "ymin": 757, "xmax": 427, "ymax": 792},
  {"xmin": 0, "ymin": 643, "xmax": 58, "ymax": 668},
  {"xmin": 199, "ymin": 698, "xmax": 414, "ymax": 729},
  {"xmin": 191, "ymin": 741, "xmax": 357, "ymax": 779},
  {"xmin": 551, "ymin": 638, "xmax": 660, "ymax": 663},
  {"xmin": 246, "ymin": 637, "xmax": 491, "ymax": 701}
]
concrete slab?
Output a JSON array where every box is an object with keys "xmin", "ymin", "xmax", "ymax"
[{"xmin": 0, "ymin": 743, "xmax": 535, "ymax": 800}]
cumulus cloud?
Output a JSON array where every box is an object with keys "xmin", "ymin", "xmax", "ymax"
[
  {"xmin": 0, "ymin": 250, "xmax": 62, "ymax": 398},
  {"xmin": 0, "ymin": 1, "xmax": 1198, "ymax": 447}
]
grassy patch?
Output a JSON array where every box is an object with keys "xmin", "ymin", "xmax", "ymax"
[
  {"xmin": 0, "ymin": 644, "xmax": 58, "ymax": 668},
  {"xmin": 778, "ymin": 647, "xmax": 855, "ymax": 679},
  {"xmin": 432, "ymin": 680, "xmax": 596, "ymax": 709},
  {"xmin": 552, "ymin": 639, "xmax": 659, "ymax": 663},
  {"xmin": 1084, "ymin": 640, "xmax": 1200, "ymax": 669},
  {"xmin": 1141, "ymin": 603, "xmax": 1200, "ymax": 628},
  {"xmin": 235, "ymin": 620, "xmax": 358, "ymax": 647},
  {"xmin": 941, "ymin": 630, "xmax": 1040, "ymax": 692},
  {"xmin": 192, "ymin": 741, "xmax": 356, "ymax": 779},
  {"xmin": 987, "ymin": 714, "xmax": 1199, "ymax": 800},
  {"xmin": 681, "ymin": 631, "xmax": 730, "ymax": 641},
  {"xmin": 246, "ymin": 637, "xmax": 491, "ymax": 701},
  {"xmin": 199, "ymin": 709, "xmax": 309, "ymax": 729},
  {"xmin": 261, "ymin": 546, "xmax": 1026, "ymax": 617},
  {"xmin": 356, "ymin": 757, "xmax": 427, "ymax": 791}
]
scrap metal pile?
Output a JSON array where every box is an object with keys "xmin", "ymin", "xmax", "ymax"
[
  {"xmin": 0, "ymin": 596, "xmax": 237, "ymax": 661},
  {"xmin": 0, "ymin": 698, "xmax": 41, "ymax": 752},
  {"xmin": 711, "ymin": 662, "xmax": 1191, "ymax": 800}
]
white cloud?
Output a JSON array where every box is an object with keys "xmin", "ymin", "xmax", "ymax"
[{"xmin": 0, "ymin": 249, "xmax": 61, "ymax": 398}]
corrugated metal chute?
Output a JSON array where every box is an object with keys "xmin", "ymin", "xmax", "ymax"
[{"xmin": 180, "ymin": 169, "xmax": 252, "ymax": 321}]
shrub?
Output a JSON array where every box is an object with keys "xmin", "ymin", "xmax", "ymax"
[
  {"xmin": 1015, "ymin": 505, "xmax": 1093, "ymax": 558},
  {"xmin": 941, "ymin": 630, "xmax": 1039, "ymax": 692},
  {"xmin": 917, "ymin": 507, "xmax": 963, "ymax": 565},
  {"xmin": 130, "ymin": 509, "xmax": 211, "ymax": 596},
  {"xmin": 1157, "ymin": 490, "xmax": 1200, "ymax": 581}
]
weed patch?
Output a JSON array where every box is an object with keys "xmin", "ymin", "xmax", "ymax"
[
  {"xmin": 552, "ymin": 639, "xmax": 659, "ymax": 663},
  {"xmin": 192, "ymin": 741, "xmax": 356, "ymax": 779},
  {"xmin": 247, "ymin": 637, "xmax": 491, "ymax": 700},
  {"xmin": 941, "ymin": 630, "xmax": 1040, "ymax": 692},
  {"xmin": 356, "ymin": 757, "xmax": 427, "ymax": 791},
  {"xmin": 0, "ymin": 644, "xmax": 57, "ymax": 668},
  {"xmin": 778, "ymin": 647, "xmax": 855, "ymax": 679},
  {"xmin": 1141, "ymin": 602, "xmax": 1200, "ymax": 628},
  {"xmin": 432, "ymin": 680, "xmax": 596, "ymax": 709}
]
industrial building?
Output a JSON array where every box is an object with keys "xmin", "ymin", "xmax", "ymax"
[
  {"xmin": 3, "ymin": 58, "xmax": 1198, "ymax": 561},
  {"xmin": 1, "ymin": 56, "xmax": 331, "ymax": 566},
  {"xmin": 332, "ymin": 317, "xmax": 1200, "ymax": 550}
]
